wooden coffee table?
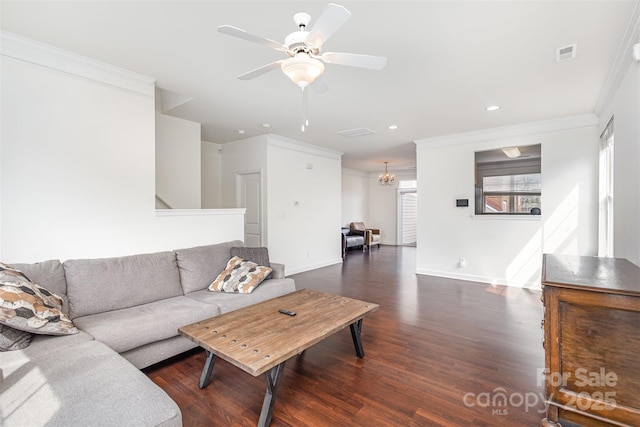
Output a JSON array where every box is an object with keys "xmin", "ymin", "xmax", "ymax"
[{"xmin": 178, "ymin": 288, "xmax": 379, "ymax": 427}]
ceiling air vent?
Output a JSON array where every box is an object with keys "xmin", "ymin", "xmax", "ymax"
[
  {"xmin": 337, "ymin": 128, "xmax": 375, "ymax": 138},
  {"xmin": 556, "ymin": 44, "xmax": 577, "ymax": 62}
]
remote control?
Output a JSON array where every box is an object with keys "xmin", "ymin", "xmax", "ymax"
[{"xmin": 278, "ymin": 309, "xmax": 296, "ymax": 316}]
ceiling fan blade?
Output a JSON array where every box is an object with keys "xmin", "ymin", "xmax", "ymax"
[
  {"xmin": 311, "ymin": 77, "xmax": 329, "ymax": 94},
  {"xmin": 305, "ymin": 3, "xmax": 352, "ymax": 49},
  {"xmin": 238, "ymin": 61, "xmax": 284, "ymax": 80},
  {"xmin": 218, "ymin": 25, "xmax": 289, "ymax": 53},
  {"xmin": 321, "ymin": 52, "xmax": 387, "ymax": 70}
]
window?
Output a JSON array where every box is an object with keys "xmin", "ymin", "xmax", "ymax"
[
  {"xmin": 475, "ymin": 145, "xmax": 542, "ymax": 215},
  {"xmin": 482, "ymin": 174, "xmax": 541, "ymax": 213},
  {"xmin": 598, "ymin": 117, "xmax": 614, "ymax": 257},
  {"xmin": 398, "ymin": 180, "xmax": 417, "ymax": 189}
]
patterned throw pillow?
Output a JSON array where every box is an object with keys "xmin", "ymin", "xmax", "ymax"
[
  {"xmin": 230, "ymin": 247, "xmax": 271, "ymax": 281},
  {"xmin": 0, "ymin": 263, "xmax": 78, "ymax": 337},
  {"xmin": 0, "ymin": 324, "xmax": 32, "ymax": 351},
  {"xmin": 209, "ymin": 256, "xmax": 272, "ymax": 294},
  {"xmin": 0, "ymin": 262, "xmax": 32, "ymax": 283}
]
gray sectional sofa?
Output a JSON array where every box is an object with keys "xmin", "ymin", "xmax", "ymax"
[{"xmin": 0, "ymin": 240, "xmax": 297, "ymax": 426}]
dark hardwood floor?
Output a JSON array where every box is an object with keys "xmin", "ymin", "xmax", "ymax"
[{"xmin": 145, "ymin": 246, "xmax": 546, "ymax": 426}]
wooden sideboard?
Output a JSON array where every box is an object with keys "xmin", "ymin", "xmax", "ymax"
[{"xmin": 541, "ymin": 254, "xmax": 640, "ymax": 427}]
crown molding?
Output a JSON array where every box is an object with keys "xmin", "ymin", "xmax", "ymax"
[
  {"xmin": 267, "ymin": 133, "xmax": 343, "ymax": 160},
  {"xmin": 594, "ymin": 0, "xmax": 640, "ymax": 117},
  {"xmin": 1, "ymin": 31, "xmax": 155, "ymax": 96},
  {"xmin": 342, "ymin": 166, "xmax": 416, "ymax": 176},
  {"xmin": 414, "ymin": 114, "xmax": 598, "ymax": 150},
  {"xmin": 368, "ymin": 168, "xmax": 416, "ymax": 178}
]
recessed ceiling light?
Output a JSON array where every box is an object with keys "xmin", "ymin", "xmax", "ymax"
[
  {"xmin": 388, "ymin": 125, "xmax": 399, "ymax": 130},
  {"xmin": 502, "ymin": 146, "xmax": 521, "ymax": 158},
  {"xmin": 261, "ymin": 123, "xmax": 271, "ymax": 129},
  {"xmin": 486, "ymin": 105, "xmax": 500, "ymax": 112},
  {"xmin": 237, "ymin": 129, "xmax": 246, "ymax": 134}
]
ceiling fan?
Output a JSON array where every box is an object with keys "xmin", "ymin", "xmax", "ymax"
[{"xmin": 218, "ymin": 3, "xmax": 387, "ymax": 130}]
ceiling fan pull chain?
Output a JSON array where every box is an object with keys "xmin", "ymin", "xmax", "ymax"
[{"xmin": 301, "ymin": 86, "xmax": 309, "ymax": 132}]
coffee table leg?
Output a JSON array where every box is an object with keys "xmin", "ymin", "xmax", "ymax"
[
  {"xmin": 257, "ymin": 361, "xmax": 286, "ymax": 427},
  {"xmin": 350, "ymin": 319, "xmax": 365, "ymax": 358},
  {"xmin": 199, "ymin": 351, "xmax": 216, "ymax": 389}
]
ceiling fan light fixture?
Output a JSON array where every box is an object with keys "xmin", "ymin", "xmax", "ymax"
[{"xmin": 281, "ymin": 53, "xmax": 325, "ymax": 88}]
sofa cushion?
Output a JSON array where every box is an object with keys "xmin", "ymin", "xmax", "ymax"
[
  {"xmin": 351, "ymin": 222, "xmax": 366, "ymax": 231},
  {"xmin": 122, "ymin": 335, "xmax": 199, "ymax": 370},
  {"xmin": 175, "ymin": 240, "xmax": 243, "ymax": 294},
  {"xmin": 345, "ymin": 235, "xmax": 365, "ymax": 247},
  {"xmin": 188, "ymin": 278, "xmax": 296, "ymax": 314},
  {"xmin": 0, "ymin": 270, "xmax": 78, "ymax": 336},
  {"xmin": 209, "ymin": 256, "xmax": 272, "ymax": 294},
  {"xmin": 64, "ymin": 251, "xmax": 183, "ymax": 319},
  {"xmin": 0, "ymin": 340, "xmax": 182, "ymax": 427},
  {"xmin": 0, "ymin": 330, "xmax": 94, "ymax": 377},
  {"xmin": 73, "ymin": 296, "xmax": 220, "ymax": 354},
  {"xmin": 230, "ymin": 246, "xmax": 270, "ymax": 267}
]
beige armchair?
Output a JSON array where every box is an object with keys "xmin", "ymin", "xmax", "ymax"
[{"xmin": 350, "ymin": 222, "xmax": 382, "ymax": 250}]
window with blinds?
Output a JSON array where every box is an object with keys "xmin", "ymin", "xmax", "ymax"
[
  {"xmin": 474, "ymin": 145, "xmax": 542, "ymax": 215},
  {"xmin": 598, "ymin": 116, "xmax": 614, "ymax": 257}
]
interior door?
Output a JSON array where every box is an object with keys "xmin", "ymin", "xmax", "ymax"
[
  {"xmin": 236, "ymin": 172, "xmax": 262, "ymax": 247},
  {"xmin": 399, "ymin": 191, "xmax": 417, "ymax": 245}
]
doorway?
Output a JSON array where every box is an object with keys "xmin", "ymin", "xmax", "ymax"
[
  {"xmin": 236, "ymin": 171, "xmax": 263, "ymax": 247},
  {"xmin": 397, "ymin": 190, "xmax": 417, "ymax": 246}
]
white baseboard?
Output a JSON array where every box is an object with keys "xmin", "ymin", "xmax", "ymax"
[
  {"xmin": 415, "ymin": 268, "xmax": 540, "ymax": 289},
  {"xmin": 287, "ymin": 258, "xmax": 343, "ymax": 276}
]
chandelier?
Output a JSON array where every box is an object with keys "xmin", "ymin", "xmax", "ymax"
[{"xmin": 378, "ymin": 162, "xmax": 395, "ymax": 186}]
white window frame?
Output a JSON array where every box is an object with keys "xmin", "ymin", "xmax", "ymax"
[{"xmin": 598, "ymin": 117, "xmax": 614, "ymax": 257}]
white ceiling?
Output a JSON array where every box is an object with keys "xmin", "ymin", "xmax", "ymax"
[{"xmin": 1, "ymin": 1, "xmax": 636, "ymax": 171}]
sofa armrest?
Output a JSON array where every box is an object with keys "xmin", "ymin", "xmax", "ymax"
[
  {"xmin": 270, "ymin": 262, "xmax": 285, "ymax": 279},
  {"xmin": 367, "ymin": 228, "xmax": 381, "ymax": 234}
]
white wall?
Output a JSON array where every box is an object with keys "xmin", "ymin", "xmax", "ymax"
[
  {"xmin": 415, "ymin": 116, "xmax": 599, "ymax": 288},
  {"xmin": 368, "ymin": 168, "xmax": 416, "ymax": 245},
  {"xmin": 0, "ymin": 32, "xmax": 244, "ymax": 262},
  {"xmin": 267, "ymin": 135, "xmax": 342, "ymax": 274},
  {"xmin": 218, "ymin": 134, "xmax": 341, "ymax": 273},
  {"xmin": 598, "ymin": 53, "xmax": 640, "ymax": 266},
  {"xmin": 341, "ymin": 168, "xmax": 369, "ymax": 227},
  {"xmin": 201, "ymin": 140, "xmax": 222, "ymax": 208},
  {"xmin": 155, "ymin": 113, "xmax": 201, "ymax": 208}
]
